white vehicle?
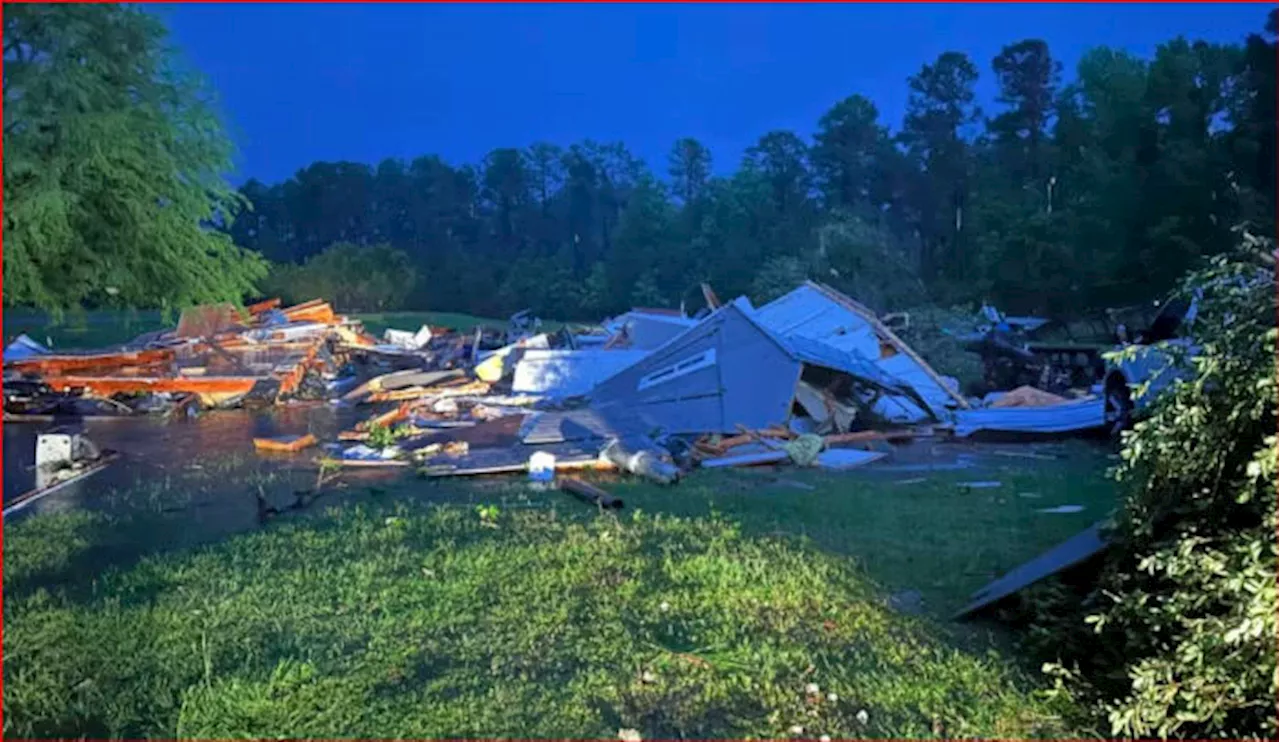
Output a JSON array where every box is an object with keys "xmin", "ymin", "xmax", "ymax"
[{"xmin": 1102, "ymin": 290, "xmax": 1201, "ymax": 437}]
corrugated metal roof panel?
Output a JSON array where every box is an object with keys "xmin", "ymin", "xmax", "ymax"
[
  {"xmin": 755, "ymin": 285, "xmax": 881, "ymax": 359},
  {"xmin": 953, "ymin": 397, "xmax": 1105, "ymax": 437},
  {"xmin": 512, "ymin": 350, "xmax": 649, "ymax": 397},
  {"xmin": 756, "ymin": 284, "xmax": 961, "ymax": 420},
  {"xmin": 954, "ymin": 522, "xmax": 1109, "ymax": 618}
]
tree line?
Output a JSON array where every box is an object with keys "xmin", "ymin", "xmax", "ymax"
[
  {"xmin": 228, "ymin": 13, "xmax": 1277, "ymax": 320},
  {"xmin": 4, "ymin": 4, "xmax": 1275, "ymax": 323}
]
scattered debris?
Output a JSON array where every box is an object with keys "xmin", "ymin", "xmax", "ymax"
[
  {"xmin": 992, "ymin": 449, "xmax": 1062, "ymax": 461},
  {"xmin": 1037, "ymin": 505, "xmax": 1085, "ymax": 514},
  {"xmin": 953, "ymin": 397, "xmax": 1106, "ymax": 438},
  {"xmin": 958, "ymin": 480, "xmax": 1003, "ymax": 489},
  {"xmin": 815, "ymin": 448, "xmax": 887, "ymax": 470},
  {"xmin": 4, "ymin": 334, "xmax": 49, "ymax": 363},
  {"xmin": 601, "ymin": 437, "xmax": 681, "ymax": 484},
  {"xmin": 4, "ymin": 281, "xmax": 1117, "ymax": 524},
  {"xmin": 887, "ymin": 589, "xmax": 926, "ymax": 615},
  {"xmin": 702, "ymin": 450, "xmax": 791, "ymax": 469},
  {"xmin": 784, "ymin": 434, "xmax": 825, "ymax": 466}
]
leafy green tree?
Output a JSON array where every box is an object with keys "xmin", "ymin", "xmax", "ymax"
[
  {"xmin": 214, "ymin": 15, "xmax": 1276, "ymax": 331},
  {"xmin": 3, "ymin": 4, "xmax": 266, "ymax": 316},
  {"xmin": 989, "ymin": 40, "xmax": 1061, "ymax": 182},
  {"xmin": 667, "ymin": 138, "xmax": 713, "ymax": 205},
  {"xmin": 818, "ymin": 214, "xmax": 927, "ymax": 312},
  {"xmin": 1227, "ymin": 10, "xmax": 1278, "ymax": 234},
  {"xmin": 261, "ymin": 243, "xmax": 415, "ymax": 312},
  {"xmin": 812, "ymin": 94, "xmax": 892, "ymax": 212},
  {"xmin": 900, "ymin": 52, "xmax": 981, "ymax": 282},
  {"xmin": 750, "ymin": 256, "xmax": 811, "ymax": 305},
  {"xmin": 743, "ymin": 130, "xmax": 814, "ymax": 218}
]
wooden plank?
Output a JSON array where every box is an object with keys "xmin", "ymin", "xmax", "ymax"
[
  {"xmin": 822, "ymin": 428, "xmax": 916, "ymax": 445},
  {"xmin": 253, "ymin": 434, "xmax": 318, "ymax": 453},
  {"xmin": 701, "ymin": 450, "xmax": 790, "ymax": 468}
]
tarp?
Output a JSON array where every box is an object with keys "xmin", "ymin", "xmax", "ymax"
[{"xmin": 4, "ymin": 334, "xmax": 49, "ymax": 363}]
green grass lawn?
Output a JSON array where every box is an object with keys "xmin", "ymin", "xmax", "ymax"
[{"xmin": 2, "ymin": 445, "xmax": 1112, "ymax": 738}]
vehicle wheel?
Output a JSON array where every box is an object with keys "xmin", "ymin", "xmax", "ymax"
[{"xmin": 1104, "ymin": 377, "xmax": 1134, "ymax": 442}]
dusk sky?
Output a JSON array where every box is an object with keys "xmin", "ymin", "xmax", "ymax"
[{"xmin": 155, "ymin": 3, "xmax": 1272, "ymax": 185}]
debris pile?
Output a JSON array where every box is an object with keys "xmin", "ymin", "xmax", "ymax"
[{"xmin": 4, "ymin": 282, "xmax": 1115, "ymax": 508}]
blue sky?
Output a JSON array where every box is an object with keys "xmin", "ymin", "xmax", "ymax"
[{"xmin": 154, "ymin": 3, "xmax": 1271, "ymax": 185}]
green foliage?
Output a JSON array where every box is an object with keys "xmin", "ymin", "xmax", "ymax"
[
  {"xmin": 1036, "ymin": 234, "xmax": 1279, "ymax": 738},
  {"xmin": 818, "ymin": 215, "xmax": 928, "ymax": 312},
  {"xmin": 364, "ymin": 421, "xmax": 413, "ymax": 450},
  {"xmin": 260, "ymin": 243, "xmax": 416, "ymax": 312},
  {"xmin": 750, "ymin": 256, "xmax": 811, "ymax": 306},
  {"xmin": 896, "ymin": 304, "xmax": 986, "ymax": 394},
  {"xmin": 2, "ymin": 4, "xmax": 266, "ymax": 317}
]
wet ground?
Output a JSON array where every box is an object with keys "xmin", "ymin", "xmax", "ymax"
[
  {"xmin": 3, "ymin": 402, "xmax": 398, "ymax": 532},
  {"xmin": 4, "ymin": 404, "xmax": 1114, "ymax": 556}
]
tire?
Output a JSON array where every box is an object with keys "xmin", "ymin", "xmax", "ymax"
[{"xmin": 1104, "ymin": 375, "xmax": 1134, "ymax": 442}]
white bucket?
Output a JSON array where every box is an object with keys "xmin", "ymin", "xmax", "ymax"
[{"xmin": 528, "ymin": 451, "xmax": 557, "ymax": 488}]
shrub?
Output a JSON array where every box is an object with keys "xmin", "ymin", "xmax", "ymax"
[
  {"xmin": 260, "ymin": 243, "xmax": 416, "ymax": 312},
  {"xmin": 896, "ymin": 304, "xmax": 986, "ymax": 395},
  {"xmin": 1038, "ymin": 233, "xmax": 1278, "ymax": 739}
]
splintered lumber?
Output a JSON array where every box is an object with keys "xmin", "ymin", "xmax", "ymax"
[
  {"xmin": 280, "ymin": 299, "xmax": 337, "ymax": 325},
  {"xmin": 37, "ymin": 376, "xmax": 260, "ymax": 407},
  {"xmin": 246, "ymin": 297, "xmax": 283, "ymax": 315},
  {"xmin": 734, "ymin": 424, "xmax": 786, "ymax": 451},
  {"xmin": 253, "ymin": 434, "xmax": 318, "ymax": 453},
  {"xmin": 356, "ymin": 402, "xmax": 411, "ymax": 432},
  {"xmin": 822, "ymin": 428, "xmax": 917, "ymax": 445},
  {"xmin": 367, "ymin": 380, "xmax": 490, "ymax": 403},
  {"xmin": 560, "ymin": 477, "xmax": 624, "ymax": 509},
  {"xmin": 700, "ymin": 282, "xmax": 722, "ymax": 309},
  {"xmin": 7, "ymin": 348, "xmax": 175, "ymax": 375}
]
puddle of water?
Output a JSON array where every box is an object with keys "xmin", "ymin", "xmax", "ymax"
[{"xmin": 3, "ymin": 402, "xmax": 373, "ymax": 519}]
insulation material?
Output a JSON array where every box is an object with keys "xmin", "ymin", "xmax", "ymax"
[{"xmin": 989, "ymin": 385, "xmax": 1070, "ymax": 409}]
